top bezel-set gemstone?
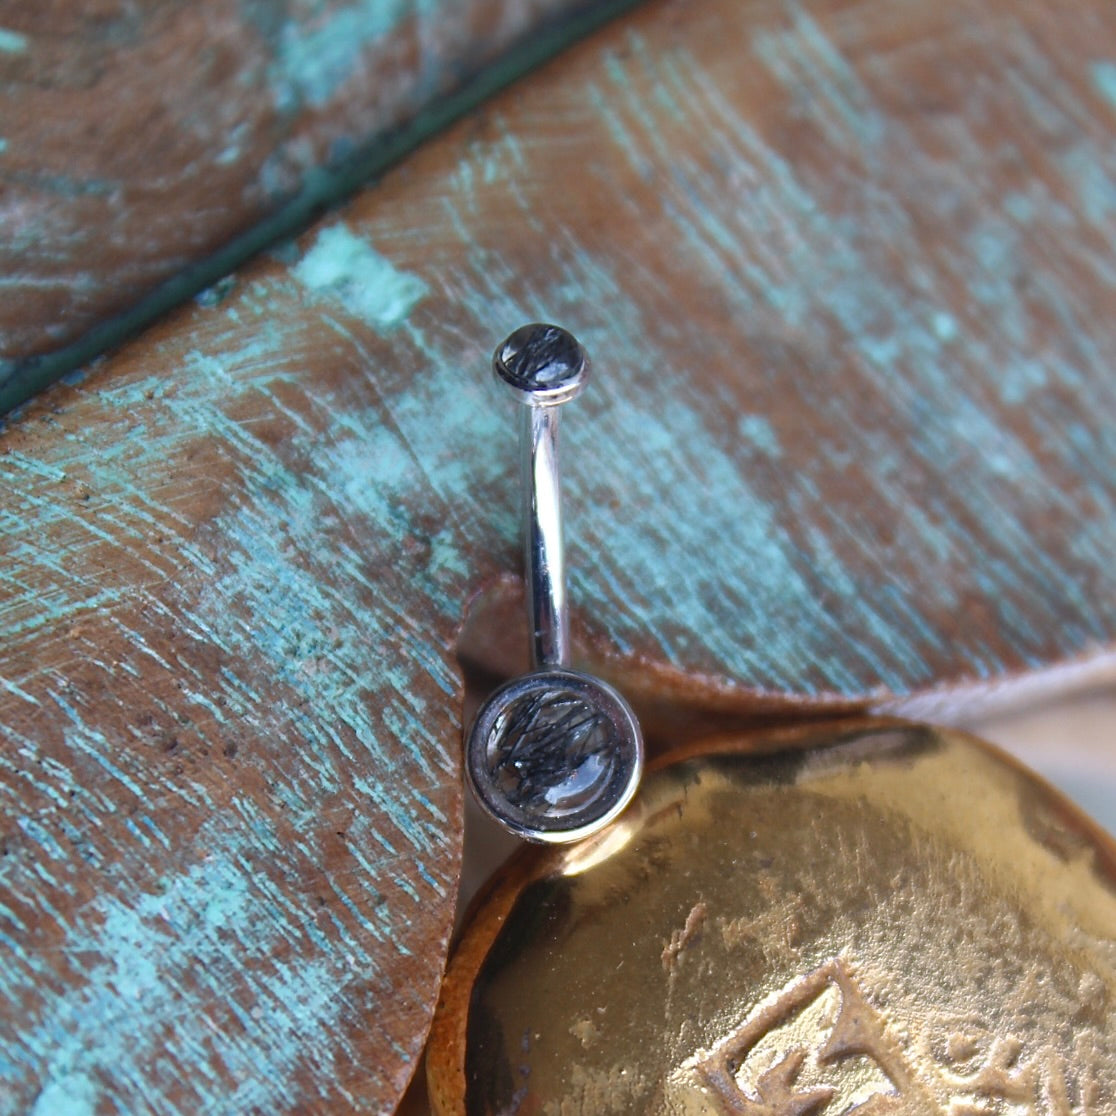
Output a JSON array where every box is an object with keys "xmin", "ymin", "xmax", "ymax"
[{"xmin": 493, "ymin": 323, "xmax": 588, "ymax": 405}]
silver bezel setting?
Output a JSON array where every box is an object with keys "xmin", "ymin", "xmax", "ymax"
[{"xmin": 465, "ymin": 667, "xmax": 644, "ymax": 844}]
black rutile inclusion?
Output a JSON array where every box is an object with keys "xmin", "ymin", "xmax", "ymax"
[{"xmin": 488, "ymin": 687, "xmax": 616, "ymax": 816}]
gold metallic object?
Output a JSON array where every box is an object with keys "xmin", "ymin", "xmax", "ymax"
[{"xmin": 428, "ymin": 720, "xmax": 1116, "ymax": 1114}]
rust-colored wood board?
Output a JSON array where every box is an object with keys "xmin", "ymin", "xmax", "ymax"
[
  {"xmin": 6, "ymin": 0, "xmax": 1116, "ymax": 1110},
  {"xmin": 0, "ymin": 0, "xmax": 635, "ymax": 408}
]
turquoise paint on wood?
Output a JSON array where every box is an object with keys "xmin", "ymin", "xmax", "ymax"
[
  {"xmin": 293, "ymin": 224, "xmax": 429, "ymax": 330},
  {"xmin": 1092, "ymin": 60, "xmax": 1116, "ymax": 107},
  {"xmin": 0, "ymin": 0, "xmax": 644, "ymax": 407},
  {"xmin": 28, "ymin": 1075, "xmax": 97, "ymax": 1116},
  {"xmin": 0, "ymin": 300, "xmax": 470, "ymax": 1107},
  {"xmin": 272, "ymin": 0, "xmax": 420, "ymax": 111},
  {"xmin": 0, "ymin": 27, "xmax": 27, "ymax": 52}
]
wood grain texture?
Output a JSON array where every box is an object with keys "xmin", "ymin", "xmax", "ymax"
[
  {"xmin": 0, "ymin": 0, "xmax": 635, "ymax": 407},
  {"xmin": 1, "ymin": 312, "xmax": 469, "ymax": 1111},
  {"xmin": 5, "ymin": 0, "xmax": 1116, "ymax": 1110}
]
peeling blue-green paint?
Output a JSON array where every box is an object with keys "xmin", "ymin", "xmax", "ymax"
[
  {"xmin": 931, "ymin": 311, "xmax": 958, "ymax": 344},
  {"xmin": 9, "ymin": 842, "xmax": 352, "ymax": 1113},
  {"xmin": 271, "ymin": 0, "xmax": 416, "ymax": 111},
  {"xmin": 1091, "ymin": 60, "xmax": 1116, "ymax": 109},
  {"xmin": 0, "ymin": 139, "xmax": 8, "ymax": 155},
  {"xmin": 293, "ymin": 224, "xmax": 428, "ymax": 330},
  {"xmin": 737, "ymin": 414, "xmax": 783, "ymax": 458},
  {"xmin": 0, "ymin": 27, "xmax": 27, "ymax": 53},
  {"xmin": 29, "ymin": 1073, "xmax": 98, "ymax": 1116},
  {"xmin": 213, "ymin": 123, "xmax": 249, "ymax": 169},
  {"xmin": 1062, "ymin": 145, "xmax": 1116, "ymax": 224},
  {"xmin": 0, "ymin": 0, "xmax": 648, "ymax": 414},
  {"xmin": 753, "ymin": 9, "xmax": 883, "ymax": 148},
  {"xmin": 1003, "ymin": 191, "xmax": 1037, "ymax": 224},
  {"xmin": 527, "ymin": 25, "xmax": 1116, "ymax": 688}
]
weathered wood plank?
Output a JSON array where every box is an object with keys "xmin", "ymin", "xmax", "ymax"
[
  {"xmin": 5, "ymin": 0, "xmax": 1116, "ymax": 1110},
  {"xmin": 1, "ymin": 313, "xmax": 470, "ymax": 1111},
  {"xmin": 0, "ymin": 0, "xmax": 636, "ymax": 410}
]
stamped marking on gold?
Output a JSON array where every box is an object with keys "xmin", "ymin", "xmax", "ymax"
[
  {"xmin": 673, "ymin": 957, "xmax": 1096, "ymax": 1115},
  {"xmin": 676, "ymin": 958, "xmax": 920, "ymax": 1114}
]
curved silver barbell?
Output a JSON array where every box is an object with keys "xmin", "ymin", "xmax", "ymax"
[{"xmin": 464, "ymin": 324, "xmax": 644, "ymax": 844}]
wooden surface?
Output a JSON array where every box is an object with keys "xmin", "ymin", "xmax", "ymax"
[
  {"xmin": 0, "ymin": 0, "xmax": 633, "ymax": 409},
  {"xmin": 5, "ymin": 0, "xmax": 1116, "ymax": 1110}
]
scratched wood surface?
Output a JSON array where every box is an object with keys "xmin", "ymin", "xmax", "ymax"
[
  {"xmin": 6, "ymin": 0, "xmax": 1116, "ymax": 1111},
  {"xmin": 0, "ymin": 0, "xmax": 632, "ymax": 408}
]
